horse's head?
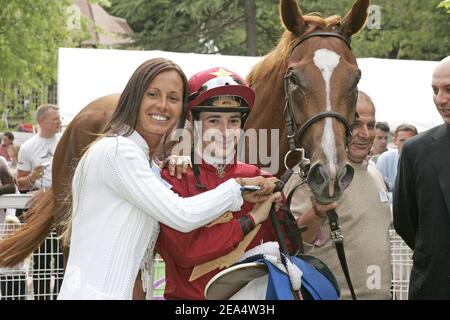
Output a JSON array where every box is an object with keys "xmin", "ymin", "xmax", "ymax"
[{"xmin": 281, "ymin": 0, "xmax": 369, "ymax": 203}]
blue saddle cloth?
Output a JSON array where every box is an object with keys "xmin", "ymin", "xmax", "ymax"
[{"xmin": 238, "ymin": 254, "xmax": 340, "ymax": 300}]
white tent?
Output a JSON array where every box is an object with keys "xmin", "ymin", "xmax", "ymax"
[{"xmin": 58, "ymin": 47, "xmax": 442, "ymax": 133}]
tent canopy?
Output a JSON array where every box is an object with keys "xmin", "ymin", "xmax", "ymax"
[{"xmin": 58, "ymin": 48, "xmax": 442, "ymax": 133}]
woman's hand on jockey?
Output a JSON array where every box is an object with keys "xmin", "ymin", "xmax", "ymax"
[{"xmin": 165, "ymin": 155, "xmax": 191, "ymax": 179}]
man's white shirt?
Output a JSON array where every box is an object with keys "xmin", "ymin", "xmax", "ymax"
[{"xmin": 17, "ymin": 133, "xmax": 62, "ymax": 189}]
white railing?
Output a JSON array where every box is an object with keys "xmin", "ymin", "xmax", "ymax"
[
  {"xmin": 0, "ymin": 194, "xmax": 64, "ymax": 300},
  {"xmin": 0, "ymin": 194, "xmax": 413, "ymax": 300},
  {"xmin": 389, "ymin": 228, "xmax": 413, "ymax": 300}
]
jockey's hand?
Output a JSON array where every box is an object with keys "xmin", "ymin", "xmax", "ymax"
[
  {"xmin": 26, "ymin": 188, "xmax": 47, "ymax": 208},
  {"xmin": 164, "ymin": 155, "xmax": 191, "ymax": 179},
  {"xmin": 249, "ymin": 192, "xmax": 282, "ymax": 225},
  {"xmin": 238, "ymin": 176, "xmax": 278, "ymax": 203}
]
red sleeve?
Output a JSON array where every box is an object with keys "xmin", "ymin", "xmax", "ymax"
[{"xmin": 158, "ymin": 218, "xmax": 246, "ymax": 268}]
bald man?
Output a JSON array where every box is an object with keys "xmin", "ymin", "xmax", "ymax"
[{"xmin": 393, "ymin": 56, "xmax": 450, "ymax": 299}]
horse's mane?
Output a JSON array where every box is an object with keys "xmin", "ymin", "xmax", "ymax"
[{"xmin": 247, "ymin": 14, "xmax": 342, "ymax": 86}]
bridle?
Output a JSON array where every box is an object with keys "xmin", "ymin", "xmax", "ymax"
[
  {"xmin": 283, "ymin": 31, "xmax": 357, "ymax": 176},
  {"xmin": 278, "ymin": 30, "xmax": 359, "ymax": 301}
]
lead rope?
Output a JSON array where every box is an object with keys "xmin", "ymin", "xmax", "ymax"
[
  {"xmin": 326, "ymin": 209, "xmax": 357, "ymax": 300},
  {"xmin": 269, "ymin": 168, "xmax": 301, "ymax": 300}
]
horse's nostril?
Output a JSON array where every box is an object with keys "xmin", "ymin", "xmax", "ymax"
[
  {"xmin": 338, "ymin": 164, "xmax": 354, "ymax": 191},
  {"xmin": 308, "ymin": 164, "xmax": 327, "ymax": 187},
  {"xmin": 312, "ymin": 167, "xmax": 325, "ymax": 185}
]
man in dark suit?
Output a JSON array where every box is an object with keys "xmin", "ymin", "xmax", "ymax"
[{"xmin": 393, "ymin": 56, "xmax": 450, "ymax": 300}]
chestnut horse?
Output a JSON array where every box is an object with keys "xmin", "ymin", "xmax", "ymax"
[{"xmin": 0, "ymin": 0, "xmax": 369, "ymax": 296}]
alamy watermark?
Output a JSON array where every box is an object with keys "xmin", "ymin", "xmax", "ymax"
[
  {"xmin": 169, "ymin": 123, "xmax": 281, "ymax": 174},
  {"xmin": 367, "ymin": 5, "xmax": 381, "ymax": 30}
]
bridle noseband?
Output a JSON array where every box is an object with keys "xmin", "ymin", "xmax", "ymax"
[{"xmin": 283, "ymin": 31, "xmax": 356, "ymax": 175}]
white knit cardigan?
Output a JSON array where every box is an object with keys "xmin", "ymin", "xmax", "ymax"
[{"xmin": 58, "ymin": 131, "xmax": 243, "ymax": 300}]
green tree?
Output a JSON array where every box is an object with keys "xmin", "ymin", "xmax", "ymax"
[
  {"xmin": 291, "ymin": 0, "xmax": 449, "ymax": 60},
  {"xmin": 438, "ymin": 0, "xmax": 450, "ymax": 13},
  {"xmin": 351, "ymin": 0, "xmax": 450, "ymax": 60},
  {"xmin": 0, "ymin": 0, "xmax": 107, "ymax": 130},
  {"xmin": 109, "ymin": 0, "xmax": 282, "ymax": 56},
  {"xmin": 0, "ymin": 0, "xmax": 75, "ymax": 100},
  {"xmin": 110, "ymin": 0, "xmax": 449, "ymax": 61}
]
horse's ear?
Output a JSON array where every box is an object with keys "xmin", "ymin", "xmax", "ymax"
[
  {"xmin": 341, "ymin": 0, "xmax": 370, "ymax": 36},
  {"xmin": 280, "ymin": 0, "xmax": 307, "ymax": 36}
]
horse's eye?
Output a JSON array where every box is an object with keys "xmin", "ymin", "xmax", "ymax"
[{"xmin": 289, "ymin": 74, "xmax": 300, "ymax": 86}]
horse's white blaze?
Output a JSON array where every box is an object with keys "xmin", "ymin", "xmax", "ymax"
[{"xmin": 313, "ymin": 49, "xmax": 341, "ymax": 196}]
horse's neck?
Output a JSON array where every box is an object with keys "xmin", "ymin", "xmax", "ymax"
[
  {"xmin": 249, "ymin": 68, "xmax": 287, "ymax": 130},
  {"xmin": 245, "ymin": 65, "xmax": 291, "ymax": 177}
]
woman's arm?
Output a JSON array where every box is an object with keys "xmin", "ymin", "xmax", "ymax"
[{"xmin": 101, "ymin": 137, "xmax": 263, "ymax": 232}]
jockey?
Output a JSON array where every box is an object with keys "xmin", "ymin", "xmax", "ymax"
[{"xmin": 156, "ymin": 67, "xmax": 300, "ymax": 300}]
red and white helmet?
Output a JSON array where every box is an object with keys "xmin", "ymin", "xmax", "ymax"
[{"xmin": 188, "ymin": 67, "xmax": 255, "ymax": 114}]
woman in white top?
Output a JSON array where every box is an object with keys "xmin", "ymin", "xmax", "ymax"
[{"xmin": 57, "ymin": 58, "xmax": 280, "ymax": 300}]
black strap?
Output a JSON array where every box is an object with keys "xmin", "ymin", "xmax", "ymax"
[
  {"xmin": 296, "ymin": 111, "xmax": 353, "ymax": 142},
  {"xmin": 289, "ymin": 31, "xmax": 352, "ymax": 56},
  {"xmin": 270, "ymin": 173, "xmax": 292, "ymax": 257},
  {"xmin": 268, "ymin": 168, "xmax": 310, "ymax": 257},
  {"xmin": 283, "ymin": 76, "xmax": 298, "ymax": 153},
  {"xmin": 282, "ymin": 179, "xmax": 308, "ymax": 255},
  {"xmin": 283, "ymin": 73, "xmax": 353, "ymax": 155},
  {"xmin": 269, "ymin": 170, "xmax": 304, "ymax": 299},
  {"xmin": 191, "ymin": 147, "xmax": 207, "ymax": 190},
  {"xmin": 327, "ymin": 209, "xmax": 357, "ymax": 300}
]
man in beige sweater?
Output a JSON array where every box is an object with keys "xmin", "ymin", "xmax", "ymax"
[{"xmin": 285, "ymin": 91, "xmax": 392, "ymax": 299}]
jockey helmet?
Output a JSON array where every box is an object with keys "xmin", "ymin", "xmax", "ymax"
[{"xmin": 188, "ymin": 67, "xmax": 255, "ymax": 115}]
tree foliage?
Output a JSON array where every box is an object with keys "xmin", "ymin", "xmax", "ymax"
[
  {"xmin": 0, "ymin": 0, "xmax": 105, "ymax": 129},
  {"xmin": 109, "ymin": 0, "xmax": 283, "ymax": 56},
  {"xmin": 438, "ymin": 0, "xmax": 450, "ymax": 13},
  {"xmin": 351, "ymin": 0, "xmax": 450, "ymax": 60},
  {"xmin": 110, "ymin": 0, "xmax": 449, "ymax": 61},
  {"xmin": 0, "ymin": 0, "xmax": 75, "ymax": 99}
]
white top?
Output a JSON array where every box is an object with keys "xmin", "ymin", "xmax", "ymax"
[
  {"xmin": 17, "ymin": 133, "xmax": 61, "ymax": 189},
  {"xmin": 58, "ymin": 131, "xmax": 244, "ymax": 300}
]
